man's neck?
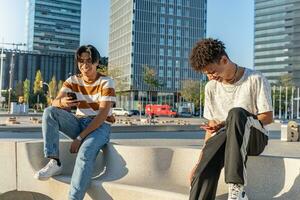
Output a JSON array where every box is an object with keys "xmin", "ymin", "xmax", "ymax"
[{"xmin": 83, "ymin": 73, "xmax": 98, "ymax": 83}]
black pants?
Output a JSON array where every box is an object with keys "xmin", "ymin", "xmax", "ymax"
[{"xmin": 189, "ymin": 107, "xmax": 268, "ymax": 200}]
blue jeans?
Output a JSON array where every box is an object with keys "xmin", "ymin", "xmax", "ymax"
[{"xmin": 42, "ymin": 106, "xmax": 111, "ymax": 200}]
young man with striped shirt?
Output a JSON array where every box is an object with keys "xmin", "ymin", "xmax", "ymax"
[
  {"xmin": 34, "ymin": 45, "xmax": 116, "ymax": 200},
  {"xmin": 188, "ymin": 38, "xmax": 273, "ymax": 200}
]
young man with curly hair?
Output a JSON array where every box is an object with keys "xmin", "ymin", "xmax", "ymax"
[{"xmin": 188, "ymin": 38, "xmax": 273, "ymax": 200}]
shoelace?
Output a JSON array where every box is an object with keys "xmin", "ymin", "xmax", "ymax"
[
  {"xmin": 229, "ymin": 184, "xmax": 243, "ymax": 199},
  {"xmin": 40, "ymin": 160, "xmax": 56, "ymax": 174}
]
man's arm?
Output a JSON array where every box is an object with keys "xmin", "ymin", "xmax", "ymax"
[{"xmin": 257, "ymin": 111, "xmax": 273, "ymax": 125}]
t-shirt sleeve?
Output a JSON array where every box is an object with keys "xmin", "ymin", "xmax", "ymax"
[
  {"xmin": 255, "ymin": 74, "xmax": 273, "ymax": 114},
  {"xmin": 60, "ymin": 77, "xmax": 73, "ymax": 93},
  {"xmin": 99, "ymin": 78, "xmax": 116, "ymax": 104},
  {"xmin": 203, "ymin": 84, "xmax": 214, "ymax": 120}
]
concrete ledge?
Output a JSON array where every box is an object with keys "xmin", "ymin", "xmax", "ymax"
[
  {"xmin": 0, "ymin": 124, "xmax": 201, "ymax": 133},
  {"xmin": 1, "ymin": 140, "xmax": 300, "ymax": 199},
  {"xmin": 0, "ymin": 141, "xmax": 17, "ymax": 193}
]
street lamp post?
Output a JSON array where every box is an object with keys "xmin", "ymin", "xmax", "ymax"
[
  {"xmin": 8, "ymin": 52, "xmax": 15, "ymax": 113},
  {"xmin": 0, "ymin": 41, "xmax": 5, "ymax": 103}
]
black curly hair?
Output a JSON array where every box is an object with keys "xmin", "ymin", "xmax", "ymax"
[{"xmin": 189, "ymin": 38, "xmax": 228, "ymax": 72}]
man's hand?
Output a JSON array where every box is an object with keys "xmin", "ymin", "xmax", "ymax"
[
  {"xmin": 70, "ymin": 139, "xmax": 82, "ymax": 153},
  {"xmin": 60, "ymin": 96, "xmax": 79, "ymax": 108},
  {"xmin": 200, "ymin": 120, "xmax": 225, "ymax": 134}
]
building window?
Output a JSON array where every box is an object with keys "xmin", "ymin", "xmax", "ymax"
[
  {"xmin": 167, "ymin": 59, "xmax": 172, "ymax": 67},
  {"xmin": 168, "ymin": 18, "xmax": 173, "ymax": 25},
  {"xmin": 175, "ymin": 60, "xmax": 180, "ymax": 67},
  {"xmin": 160, "ymin": 48, "xmax": 164, "ymax": 56},
  {"xmin": 175, "ymin": 70, "xmax": 180, "ymax": 78},
  {"xmin": 168, "ymin": 28, "xmax": 173, "ymax": 35},
  {"xmin": 161, "ymin": 6, "xmax": 165, "ymax": 14},
  {"xmin": 176, "ymin": 29, "xmax": 181, "ymax": 37},
  {"xmin": 176, "ymin": 39, "xmax": 181, "ymax": 47},
  {"xmin": 169, "ymin": 7, "xmax": 174, "ymax": 15},
  {"xmin": 160, "ymin": 17, "xmax": 165, "ymax": 24},
  {"xmin": 168, "ymin": 49, "xmax": 173, "ymax": 56},
  {"xmin": 167, "ymin": 80, "xmax": 172, "ymax": 88},
  {"xmin": 160, "ymin": 27, "xmax": 165, "ymax": 34},
  {"xmin": 167, "ymin": 70, "xmax": 172, "ymax": 77},
  {"xmin": 160, "ymin": 37, "xmax": 165, "ymax": 45},
  {"xmin": 176, "ymin": 50, "xmax": 181, "ymax": 57},
  {"xmin": 159, "ymin": 69, "xmax": 164, "ymax": 77},
  {"xmin": 175, "ymin": 81, "xmax": 179, "ymax": 89},
  {"xmin": 159, "ymin": 59, "xmax": 164, "ymax": 67},
  {"xmin": 177, "ymin": 8, "xmax": 182, "ymax": 16},
  {"xmin": 177, "ymin": 19, "xmax": 181, "ymax": 26},
  {"xmin": 168, "ymin": 38, "xmax": 173, "ymax": 46}
]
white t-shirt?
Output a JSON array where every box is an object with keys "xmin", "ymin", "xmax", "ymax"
[{"xmin": 203, "ymin": 68, "xmax": 273, "ymax": 123}]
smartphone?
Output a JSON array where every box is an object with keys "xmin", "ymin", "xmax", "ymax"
[
  {"xmin": 200, "ymin": 122, "xmax": 213, "ymax": 130},
  {"xmin": 67, "ymin": 92, "xmax": 77, "ymax": 100}
]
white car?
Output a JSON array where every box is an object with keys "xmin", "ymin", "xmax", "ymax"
[{"xmin": 112, "ymin": 108, "xmax": 132, "ymax": 117}]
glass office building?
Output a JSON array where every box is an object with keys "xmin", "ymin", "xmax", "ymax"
[
  {"xmin": 26, "ymin": 0, "xmax": 81, "ymax": 54},
  {"xmin": 109, "ymin": 0, "xmax": 207, "ymax": 109},
  {"xmin": 254, "ymin": 0, "xmax": 300, "ymax": 86}
]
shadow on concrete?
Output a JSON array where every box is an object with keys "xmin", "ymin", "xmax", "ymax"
[
  {"xmin": 87, "ymin": 143, "xmax": 128, "ymax": 200},
  {"xmin": 0, "ymin": 191, "xmax": 53, "ymax": 200},
  {"xmin": 273, "ymin": 172, "xmax": 300, "ymax": 200}
]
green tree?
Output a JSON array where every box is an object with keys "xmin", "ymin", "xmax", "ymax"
[
  {"xmin": 180, "ymin": 80, "xmax": 205, "ymax": 110},
  {"xmin": 143, "ymin": 65, "xmax": 161, "ymax": 104},
  {"xmin": 277, "ymin": 74, "xmax": 293, "ymax": 87},
  {"xmin": 33, "ymin": 70, "xmax": 43, "ymax": 94},
  {"xmin": 48, "ymin": 76, "xmax": 58, "ymax": 99},
  {"xmin": 23, "ymin": 79, "xmax": 30, "ymax": 104},
  {"xmin": 58, "ymin": 80, "xmax": 63, "ymax": 91}
]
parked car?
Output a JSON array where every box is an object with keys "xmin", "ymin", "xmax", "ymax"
[
  {"xmin": 112, "ymin": 108, "xmax": 132, "ymax": 117},
  {"xmin": 145, "ymin": 104, "xmax": 178, "ymax": 117}
]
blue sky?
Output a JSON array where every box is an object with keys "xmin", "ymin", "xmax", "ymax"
[{"xmin": 0, "ymin": 0, "xmax": 254, "ymax": 68}]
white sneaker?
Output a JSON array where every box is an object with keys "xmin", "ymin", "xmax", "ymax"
[
  {"xmin": 228, "ymin": 184, "xmax": 248, "ymax": 200},
  {"xmin": 34, "ymin": 159, "xmax": 63, "ymax": 180}
]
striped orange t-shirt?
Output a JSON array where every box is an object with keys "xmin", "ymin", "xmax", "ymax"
[{"xmin": 60, "ymin": 73, "xmax": 116, "ymax": 123}]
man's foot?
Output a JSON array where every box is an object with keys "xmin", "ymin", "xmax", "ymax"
[
  {"xmin": 34, "ymin": 159, "xmax": 63, "ymax": 180},
  {"xmin": 228, "ymin": 184, "xmax": 248, "ymax": 200}
]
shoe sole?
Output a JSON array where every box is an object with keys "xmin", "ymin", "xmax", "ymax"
[{"xmin": 34, "ymin": 170, "xmax": 63, "ymax": 181}]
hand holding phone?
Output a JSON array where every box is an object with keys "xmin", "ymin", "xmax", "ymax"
[
  {"xmin": 67, "ymin": 92, "xmax": 77, "ymax": 100},
  {"xmin": 200, "ymin": 122, "xmax": 214, "ymax": 130}
]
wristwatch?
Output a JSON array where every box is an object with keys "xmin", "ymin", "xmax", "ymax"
[{"xmin": 76, "ymin": 135, "xmax": 83, "ymax": 141}]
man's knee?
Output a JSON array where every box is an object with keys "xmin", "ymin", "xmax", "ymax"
[
  {"xmin": 227, "ymin": 107, "xmax": 248, "ymax": 121},
  {"xmin": 43, "ymin": 106, "xmax": 57, "ymax": 117}
]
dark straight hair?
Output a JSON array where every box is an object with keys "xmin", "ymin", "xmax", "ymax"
[{"xmin": 74, "ymin": 45, "xmax": 101, "ymax": 74}]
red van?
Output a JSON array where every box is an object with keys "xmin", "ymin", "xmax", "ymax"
[{"xmin": 145, "ymin": 104, "xmax": 177, "ymax": 117}]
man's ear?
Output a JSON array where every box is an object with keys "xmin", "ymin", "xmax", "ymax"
[{"xmin": 220, "ymin": 55, "xmax": 229, "ymax": 65}]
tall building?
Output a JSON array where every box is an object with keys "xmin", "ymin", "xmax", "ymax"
[
  {"xmin": 109, "ymin": 0, "xmax": 207, "ymax": 109},
  {"xmin": 26, "ymin": 0, "xmax": 82, "ymax": 54},
  {"xmin": 254, "ymin": 0, "xmax": 300, "ymax": 86}
]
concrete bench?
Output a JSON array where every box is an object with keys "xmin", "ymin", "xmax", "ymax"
[{"xmin": 1, "ymin": 140, "xmax": 300, "ymax": 200}]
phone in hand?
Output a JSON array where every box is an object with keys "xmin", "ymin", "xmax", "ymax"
[
  {"xmin": 200, "ymin": 122, "xmax": 213, "ymax": 130},
  {"xmin": 67, "ymin": 92, "xmax": 77, "ymax": 100}
]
